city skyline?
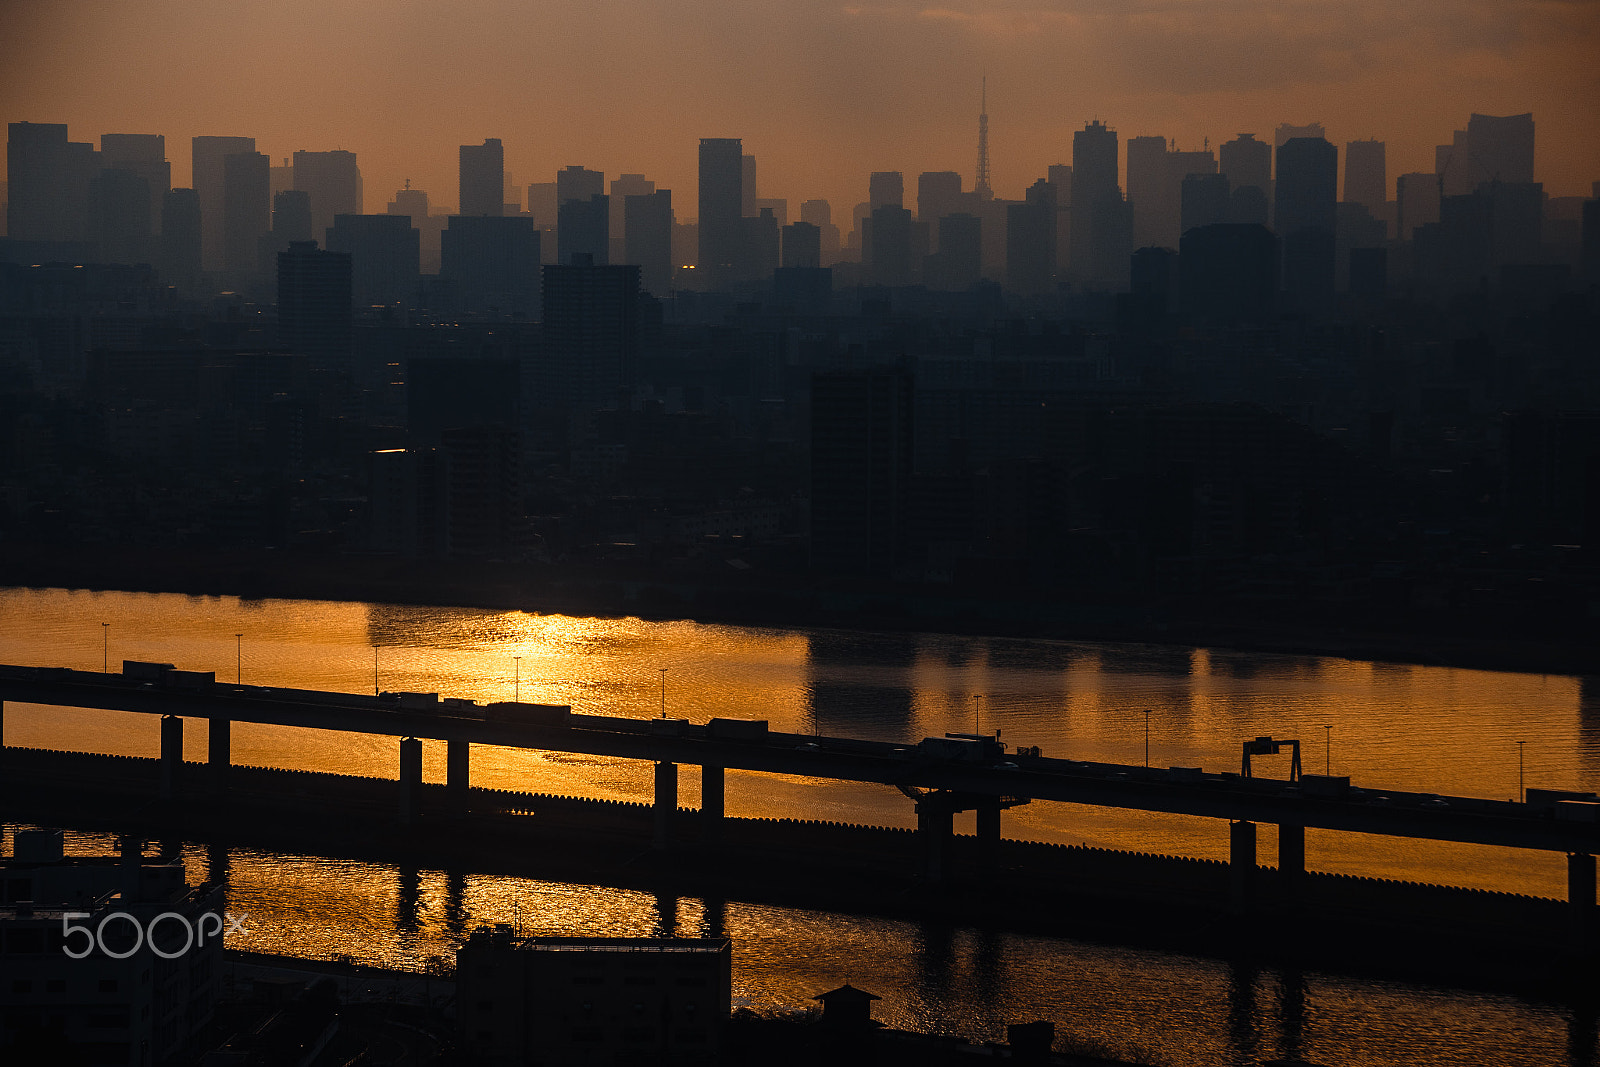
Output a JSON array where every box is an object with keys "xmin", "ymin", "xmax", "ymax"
[{"xmin": 3, "ymin": 0, "xmax": 1596, "ymax": 218}]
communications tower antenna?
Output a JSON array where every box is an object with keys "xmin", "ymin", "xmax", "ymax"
[{"xmin": 975, "ymin": 76, "xmax": 993, "ymax": 200}]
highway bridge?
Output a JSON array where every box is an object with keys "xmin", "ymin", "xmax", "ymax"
[{"xmin": 3, "ymin": 661, "xmax": 1597, "ymax": 925}]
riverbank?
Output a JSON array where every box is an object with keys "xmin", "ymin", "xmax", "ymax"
[{"xmin": 4, "ymin": 541, "xmax": 1599, "ymax": 677}]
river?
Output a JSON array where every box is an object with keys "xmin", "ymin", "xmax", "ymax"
[{"xmin": 1, "ymin": 586, "xmax": 1593, "ymax": 1065}]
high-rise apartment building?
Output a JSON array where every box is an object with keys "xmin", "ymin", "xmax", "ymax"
[
  {"xmin": 8, "ymin": 122, "xmax": 98, "ymax": 245},
  {"xmin": 1070, "ymin": 120, "xmax": 1123, "ymax": 285},
  {"xmin": 222, "ymin": 150, "xmax": 270, "ymax": 275},
  {"xmin": 624, "ymin": 189, "xmax": 673, "ymax": 296},
  {"xmin": 1275, "ymin": 136, "xmax": 1338, "ymax": 310},
  {"xmin": 1466, "ymin": 113, "xmax": 1535, "ymax": 186}
]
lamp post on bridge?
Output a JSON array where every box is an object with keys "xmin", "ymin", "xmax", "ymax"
[
  {"xmin": 373, "ymin": 646, "xmax": 379, "ymax": 697},
  {"xmin": 973, "ymin": 694, "xmax": 983, "ymax": 736},
  {"xmin": 235, "ymin": 633, "xmax": 243, "ymax": 685},
  {"xmin": 514, "ymin": 656, "xmax": 521, "ymax": 704},
  {"xmin": 660, "ymin": 668, "xmax": 667, "ymax": 718},
  {"xmin": 1323, "ymin": 724, "xmax": 1331, "ymax": 775},
  {"xmin": 101, "ymin": 622, "xmax": 109, "ymax": 673},
  {"xmin": 1517, "ymin": 740, "xmax": 1526, "ymax": 802},
  {"xmin": 1144, "ymin": 709, "xmax": 1151, "ymax": 768}
]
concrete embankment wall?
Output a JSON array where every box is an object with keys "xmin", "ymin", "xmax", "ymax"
[{"xmin": 0, "ymin": 745, "xmax": 1577, "ymax": 976}]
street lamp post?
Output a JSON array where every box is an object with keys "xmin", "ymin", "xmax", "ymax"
[
  {"xmin": 101, "ymin": 622, "xmax": 109, "ymax": 673},
  {"xmin": 973, "ymin": 695, "xmax": 983, "ymax": 736},
  {"xmin": 514, "ymin": 656, "xmax": 522, "ymax": 704},
  {"xmin": 660, "ymin": 668, "xmax": 667, "ymax": 718},
  {"xmin": 373, "ymin": 646, "xmax": 379, "ymax": 697},
  {"xmin": 1144, "ymin": 709, "xmax": 1151, "ymax": 768},
  {"xmin": 1323, "ymin": 725, "xmax": 1331, "ymax": 776},
  {"xmin": 1517, "ymin": 740, "xmax": 1526, "ymax": 802},
  {"xmin": 235, "ymin": 633, "xmax": 243, "ymax": 685}
]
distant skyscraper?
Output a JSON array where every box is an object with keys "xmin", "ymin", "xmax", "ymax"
[
  {"xmin": 1220, "ymin": 133, "xmax": 1272, "ymax": 194},
  {"xmin": 325, "ymin": 213, "xmax": 420, "ymax": 306},
  {"xmin": 1344, "ymin": 139, "xmax": 1386, "ymax": 213},
  {"xmin": 222, "ymin": 150, "xmax": 270, "ymax": 276},
  {"xmin": 1466, "ymin": 113, "xmax": 1535, "ymax": 186},
  {"xmin": 557, "ymin": 193, "xmax": 609, "ymax": 265},
  {"xmin": 293, "ymin": 149, "xmax": 362, "ymax": 243},
  {"xmin": 624, "ymin": 189, "xmax": 673, "ymax": 296},
  {"xmin": 917, "ymin": 172, "xmax": 963, "ymax": 223},
  {"xmin": 609, "ymin": 174, "xmax": 654, "ymax": 247},
  {"xmin": 1006, "ymin": 179, "xmax": 1056, "ymax": 294},
  {"xmin": 1436, "ymin": 128, "xmax": 1473, "ymax": 196},
  {"xmin": 8, "ymin": 122, "xmax": 97, "ymax": 245},
  {"xmin": 1180, "ymin": 173, "xmax": 1231, "ymax": 236},
  {"xmin": 1274, "ymin": 123, "xmax": 1326, "ymax": 153},
  {"xmin": 1126, "ymin": 135, "xmax": 1170, "ymax": 248},
  {"xmin": 99, "ymin": 133, "xmax": 170, "ymax": 223},
  {"xmin": 1070, "ymin": 120, "xmax": 1122, "ymax": 285},
  {"xmin": 1395, "ymin": 173, "xmax": 1441, "ymax": 241},
  {"xmin": 929, "ymin": 211, "xmax": 980, "ymax": 290},
  {"xmin": 460, "ymin": 139, "xmax": 504, "ymax": 217},
  {"xmin": 89, "ymin": 167, "xmax": 152, "ymax": 264},
  {"xmin": 801, "ymin": 199, "xmax": 840, "ymax": 263},
  {"xmin": 741, "ymin": 154, "xmax": 758, "ymax": 217},
  {"xmin": 554, "ymin": 166, "xmax": 603, "ymax": 208},
  {"xmin": 781, "ymin": 221, "xmax": 821, "ymax": 269},
  {"xmin": 192, "ymin": 135, "xmax": 255, "ymax": 271},
  {"xmin": 272, "ymin": 190, "xmax": 313, "ymax": 242},
  {"xmin": 698, "ymin": 138, "xmax": 743, "ymax": 290},
  {"xmin": 159, "ymin": 187, "xmax": 201, "ymax": 287},
  {"xmin": 539, "ymin": 257, "xmax": 640, "ymax": 408},
  {"xmin": 869, "ymin": 172, "xmax": 904, "ymax": 211},
  {"xmin": 866, "ymin": 204, "xmax": 912, "ymax": 285},
  {"xmin": 1275, "ymin": 136, "xmax": 1338, "ymax": 310},
  {"xmin": 527, "ymin": 182, "xmax": 557, "ymax": 229}
]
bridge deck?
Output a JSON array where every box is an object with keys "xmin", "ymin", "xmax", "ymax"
[{"xmin": 2, "ymin": 664, "xmax": 1597, "ymax": 855}]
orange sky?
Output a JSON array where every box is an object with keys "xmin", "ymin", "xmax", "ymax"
[{"xmin": 3, "ymin": 0, "xmax": 1597, "ymax": 218}]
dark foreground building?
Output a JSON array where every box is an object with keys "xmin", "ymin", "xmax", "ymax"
[{"xmin": 457, "ymin": 929, "xmax": 732, "ymax": 1066}]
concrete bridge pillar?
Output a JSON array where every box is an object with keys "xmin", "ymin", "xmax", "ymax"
[
  {"xmin": 653, "ymin": 761, "xmax": 678, "ymax": 850},
  {"xmin": 977, "ymin": 803, "xmax": 1002, "ymax": 866},
  {"xmin": 160, "ymin": 715, "xmax": 183, "ymax": 800},
  {"xmin": 1278, "ymin": 823, "xmax": 1305, "ymax": 900},
  {"xmin": 1571, "ymin": 852, "xmax": 1596, "ymax": 943},
  {"xmin": 917, "ymin": 803, "xmax": 953, "ymax": 882},
  {"xmin": 399, "ymin": 737, "xmax": 423, "ymax": 824},
  {"xmin": 447, "ymin": 739, "xmax": 470, "ymax": 809},
  {"xmin": 1230, "ymin": 820, "xmax": 1257, "ymax": 910},
  {"xmin": 208, "ymin": 717, "xmax": 230, "ymax": 792},
  {"xmin": 701, "ymin": 765, "xmax": 725, "ymax": 836}
]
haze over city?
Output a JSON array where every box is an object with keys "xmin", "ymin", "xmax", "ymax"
[{"xmin": 4, "ymin": 0, "xmax": 1597, "ymax": 214}]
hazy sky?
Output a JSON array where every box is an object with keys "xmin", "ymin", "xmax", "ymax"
[{"xmin": 4, "ymin": 0, "xmax": 1597, "ymax": 218}]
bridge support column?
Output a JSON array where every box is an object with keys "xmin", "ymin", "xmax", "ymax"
[
  {"xmin": 1278, "ymin": 823, "xmax": 1305, "ymax": 901},
  {"xmin": 701, "ymin": 765, "xmax": 724, "ymax": 838},
  {"xmin": 653, "ymin": 761, "xmax": 678, "ymax": 850},
  {"xmin": 1571, "ymin": 852, "xmax": 1596, "ymax": 944},
  {"xmin": 447, "ymin": 739, "xmax": 470, "ymax": 810},
  {"xmin": 917, "ymin": 803, "xmax": 953, "ymax": 882},
  {"xmin": 208, "ymin": 718, "xmax": 230, "ymax": 793},
  {"xmin": 399, "ymin": 737, "xmax": 422, "ymax": 824},
  {"xmin": 1230, "ymin": 820, "xmax": 1257, "ymax": 911},
  {"xmin": 160, "ymin": 715, "xmax": 183, "ymax": 800},
  {"xmin": 977, "ymin": 803, "xmax": 1002, "ymax": 866}
]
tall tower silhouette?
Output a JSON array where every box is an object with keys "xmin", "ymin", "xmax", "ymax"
[{"xmin": 975, "ymin": 77, "xmax": 993, "ymax": 201}]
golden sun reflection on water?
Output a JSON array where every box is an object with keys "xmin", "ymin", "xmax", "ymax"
[{"xmin": 1, "ymin": 586, "xmax": 1593, "ymax": 900}]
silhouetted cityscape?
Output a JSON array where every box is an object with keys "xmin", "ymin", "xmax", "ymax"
[{"xmin": 3, "ymin": 108, "xmax": 1600, "ymax": 658}]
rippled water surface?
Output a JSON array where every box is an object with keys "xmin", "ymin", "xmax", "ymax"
[{"xmin": 1, "ymin": 587, "xmax": 1594, "ymax": 1065}]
